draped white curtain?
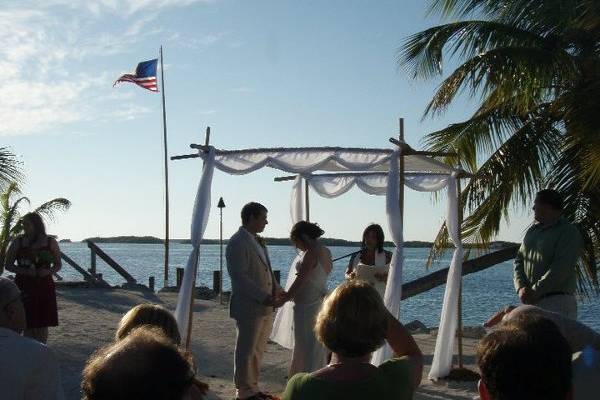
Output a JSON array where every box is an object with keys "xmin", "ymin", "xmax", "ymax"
[
  {"xmin": 174, "ymin": 148, "xmax": 216, "ymax": 344},
  {"xmin": 208, "ymin": 149, "xmax": 393, "ymax": 175},
  {"xmin": 428, "ymin": 174, "xmax": 464, "ymax": 379},
  {"xmin": 199, "ymin": 147, "xmax": 457, "ymax": 175},
  {"xmin": 290, "ymin": 175, "xmax": 305, "ymax": 224},
  {"xmin": 270, "ymin": 175, "xmax": 305, "ymax": 349},
  {"xmin": 371, "ymin": 150, "xmax": 404, "ymax": 365}
]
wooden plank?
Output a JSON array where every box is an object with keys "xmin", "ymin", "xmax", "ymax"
[
  {"xmin": 389, "ymin": 137, "xmax": 457, "ymax": 157},
  {"xmin": 86, "ymin": 241, "xmax": 136, "ymax": 283},
  {"xmin": 60, "ymin": 251, "xmax": 97, "ymax": 283},
  {"xmin": 400, "ymin": 245, "xmax": 519, "ymax": 300},
  {"xmin": 171, "ymin": 153, "xmax": 200, "ymax": 161}
]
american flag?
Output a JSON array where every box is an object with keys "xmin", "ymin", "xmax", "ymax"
[{"xmin": 113, "ymin": 59, "xmax": 158, "ymax": 92}]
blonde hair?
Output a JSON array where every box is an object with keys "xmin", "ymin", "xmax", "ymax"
[
  {"xmin": 315, "ymin": 280, "xmax": 388, "ymax": 357},
  {"xmin": 116, "ymin": 304, "xmax": 181, "ymax": 345}
]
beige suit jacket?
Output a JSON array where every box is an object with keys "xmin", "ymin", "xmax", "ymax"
[{"xmin": 226, "ymin": 227, "xmax": 279, "ymax": 319}]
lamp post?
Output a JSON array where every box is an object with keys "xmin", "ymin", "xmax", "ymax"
[{"xmin": 217, "ymin": 197, "xmax": 226, "ymax": 304}]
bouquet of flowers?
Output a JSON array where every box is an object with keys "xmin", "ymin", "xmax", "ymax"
[{"xmin": 35, "ymin": 250, "xmax": 55, "ymax": 268}]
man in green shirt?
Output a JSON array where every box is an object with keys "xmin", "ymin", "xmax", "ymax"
[{"xmin": 513, "ymin": 189, "xmax": 583, "ymax": 319}]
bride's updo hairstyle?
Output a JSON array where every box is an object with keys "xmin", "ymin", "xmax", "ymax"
[
  {"xmin": 290, "ymin": 221, "xmax": 324, "ymax": 244},
  {"xmin": 315, "ymin": 280, "xmax": 387, "ymax": 357}
]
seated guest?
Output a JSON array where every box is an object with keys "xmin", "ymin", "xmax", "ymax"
[
  {"xmin": 0, "ymin": 276, "xmax": 64, "ymax": 400},
  {"xmin": 485, "ymin": 305, "xmax": 600, "ymax": 400},
  {"xmin": 116, "ymin": 303, "xmax": 181, "ymax": 344},
  {"xmin": 115, "ymin": 304, "xmax": 212, "ymax": 397},
  {"xmin": 82, "ymin": 327, "xmax": 205, "ymax": 400},
  {"xmin": 282, "ymin": 280, "xmax": 423, "ymax": 400},
  {"xmin": 477, "ymin": 315, "xmax": 572, "ymax": 400},
  {"xmin": 484, "ymin": 304, "xmax": 600, "ymax": 352},
  {"xmin": 346, "ymin": 224, "xmax": 392, "ymax": 298}
]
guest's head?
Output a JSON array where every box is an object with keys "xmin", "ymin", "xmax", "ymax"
[
  {"xmin": 22, "ymin": 212, "xmax": 46, "ymax": 241},
  {"xmin": 0, "ymin": 277, "xmax": 26, "ymax": 333},
  {"xmin": 241, "ymin": 202, "xmax": 268, "ymax": 234},
  {"xmin": 533, "ymin": 189, "xmax": 563, "ymax": 224},
  {"xmin": 477, "ymin": 315, "xmax": 572, "ymax": 400},
  {"xmin": 361, "ymin": 224, "xmax": 385, "ymax": 252},
  {"xmin": 315, "ymin": 280, "xmax": 387, "ymax": 359},
  {"xmin": 290, "ymin": 221, "xmax": 324, "ymax": 251},
  {"xmin": 82, "ymin": 327, "xmax": 204, "ymax": 400},
  {"xmin": 116, "ymin": 304, "xmax": 181, "ymax": 345}
]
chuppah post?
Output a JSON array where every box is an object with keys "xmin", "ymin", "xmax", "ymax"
[
  {"xmin": 456, "ymin": 167, "xmax": 464, "ymax": 369},
  {"xmin": 399, "ymin": 118, "xmax": 405, "ymax": 227},
  {"xmin": 185, "ymin": 126, "xmax": 211, "ymax": 349},
  {"xmin": 304, "ymin": 179, "xmax": 310, "ymax": 222}
]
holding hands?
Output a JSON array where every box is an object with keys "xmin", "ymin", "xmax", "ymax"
[{"xmin": 262, "ymin": 290, "xmax": 290, "ymax": 308}]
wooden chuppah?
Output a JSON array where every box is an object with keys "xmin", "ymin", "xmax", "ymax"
[{"xmin": 171, "ymin": 123, "xmax": 473, "ymax": 378}]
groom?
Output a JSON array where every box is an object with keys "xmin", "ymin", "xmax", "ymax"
[{"xmin": 226, "ymin": 202, "xmax": 284, "ymax": 400}]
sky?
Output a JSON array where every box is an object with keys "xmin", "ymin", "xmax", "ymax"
[{"xmin": 1, "ymin": 0, "xmax": 534, "ymax": 242}]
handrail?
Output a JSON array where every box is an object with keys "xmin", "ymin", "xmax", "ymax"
[
  {"xmin": 86, "ymin": 241, "xmax": 137, "ymax": 284},
  {"xmin": 401, "ymin": 245, "xmax": 519, "ymax": 299},
  {"xmin": 60, "ymin": 251, "xmax": 106, "ymax": 285}
]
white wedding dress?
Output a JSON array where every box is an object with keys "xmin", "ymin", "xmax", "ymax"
[
  {"xmin": 288, "ymin": 252, "xmax": 330, "ymax": 377},
  {"xmin": 350, "ymin": 250, "xmax": 389, "ymax": 298}
]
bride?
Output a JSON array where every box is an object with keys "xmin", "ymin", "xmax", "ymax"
[{"xmin": 278, "ymin": 221, "xmax": 332, "ymax": 376}]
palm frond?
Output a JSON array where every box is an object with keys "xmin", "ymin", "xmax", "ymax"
[
  {"xmin": 400, "ymin": 20, "xmax": 554, "ymax": 80},
  {"xmin": 0, "ymin": 148, "xmax": 22, "ymax": 190},
  {"xmin": 423, "ymin": 106, "xmax": 525, "ymax": 171},
  {"xmin": 425, "ymin": 111, "xmax": 561, "ymax": 262},
  {"xmin": 422, "ymin": 46, "xmax": 576, "ymax": 118},
  {"xmin": 546, "ymin": 142, "xmax": 599, "ymax": 295},
  {"xmin": 427, "ymin": 0, "xmax": 586, "ymax": 36},
  {"xmin": 34, "ymin": 198, "xmax": 72, "ymax": 222}
]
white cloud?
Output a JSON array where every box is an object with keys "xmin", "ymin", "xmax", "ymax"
[
  {"xmin": 23, "ymin": 0, "xmax": 215, "ymax": 16},
  {"xmin": 0, "ymin": 1, "xmax": 214, "ymax": 136}
]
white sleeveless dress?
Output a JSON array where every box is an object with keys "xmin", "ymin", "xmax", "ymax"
[
  {"xmin": 351, "ymin": 250, "xmax": 389, "ymax": 298},
  {"xmin": 288, "ymin": 253, "xmax": 330, "ymax": 377}
]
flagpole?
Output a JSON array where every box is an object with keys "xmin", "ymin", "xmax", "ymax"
[{"xmin": 160, "ymin": 45, "xmax": 170, "ymax": 288}]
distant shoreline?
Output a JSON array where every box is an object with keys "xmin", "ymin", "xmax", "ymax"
[{"xmin": 65, "ymin": 235, "xmax": 518, "ymax": 249}]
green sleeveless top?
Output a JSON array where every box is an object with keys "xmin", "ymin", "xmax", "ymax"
[{"xmin": 282, "ymin": 358, "xmax": 413, "ymax": 400}]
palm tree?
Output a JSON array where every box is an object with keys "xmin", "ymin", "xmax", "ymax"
[
  {"xmin": 0, "ymin": 182, "xmax": 71, "ymax": 274},
  {"xmin": 400, "ymin": 0, "xmax": 599, "ymax": 294}
]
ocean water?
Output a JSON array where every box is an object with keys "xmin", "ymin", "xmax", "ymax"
[{"xmin": 57, "ymin": 242, "xmax": 600, "ymax": 331}]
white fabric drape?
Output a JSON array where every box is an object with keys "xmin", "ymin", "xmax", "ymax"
[
  {"xmin": 270, "ymin": 176, "xmax": 305, "ymax": 349},
  {"xmin": 197, "ymin": 147, "xmax": 458, "ymax": 175},
  {"xmin": 174, "ymin": 148, "xmax": 215, "ymax": 344},
  {"xmin": 429, "ymin": 174, "xmax": 464, "ymax": 379},
  {"xmin": 372, "ymin": 150, "xmax": 404, "ymax": 365},
  {"xmin": 269, "ymin": 253, "xmax": 302, "ymax": 349},
  {"xmin": 305, "ymin": 173, "xmax": 450, "ymax": 198},
  {"xmin": 290, "ymin": 175, "xmax": 304, "ymax": 224}
]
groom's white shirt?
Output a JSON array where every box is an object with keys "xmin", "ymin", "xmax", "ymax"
[{"xmin": 226, "ymin": 226, "xmax": 279, "ymax": 319}]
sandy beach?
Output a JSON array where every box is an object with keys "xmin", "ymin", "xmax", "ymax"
[{"xmin": 50, "ymin": 288, "xmax": 478, "ymax": 400}]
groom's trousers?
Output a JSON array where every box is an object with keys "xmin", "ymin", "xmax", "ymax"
[{"xmin": 233, "ymin": 312, "xmax": 274, "ymax": 399}]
